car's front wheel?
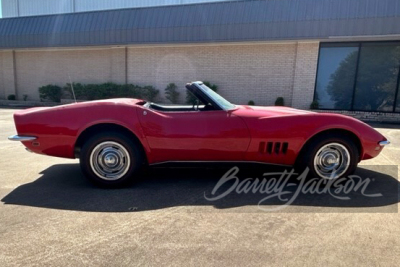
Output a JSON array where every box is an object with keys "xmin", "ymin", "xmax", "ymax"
[
  {"xmin": 80, "ymin": 132, "xmax": 143, "ymax": 187},
  {"xmin": 296, "ymin": 134, "xmax": 359, "ymax": 180}
]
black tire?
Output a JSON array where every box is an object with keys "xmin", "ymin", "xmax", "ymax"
[
  {"xmin": 79, "ymin": 131, "xmax": 144, "ymax": 188},
  {"xmin": 295, "ymin": 133, "xmax": 359, "ymax": 180}
]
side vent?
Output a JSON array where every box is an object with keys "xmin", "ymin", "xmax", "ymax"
[
  {"xmin": 259, "ymin": 141, "xmax": 288, "ymax": 155},
  {"xmin": 266, "ymin": 142, "xmax": 273, "ymax": 154},
  {"xmin": 282, "ymin": 142, "xmax": 288, "ymax": 154},
  {"xmin": 274, "ymin": 142, "xmax": 281, "ymax": 154}
]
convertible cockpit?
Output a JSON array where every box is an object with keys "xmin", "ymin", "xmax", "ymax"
[
  {"xmin": 144, "ymin": 81, "xmax": 235, "ymax": 112},
  {"xmin": 147, "ymin": 103, "xmax": 215, "ymax": 112}
]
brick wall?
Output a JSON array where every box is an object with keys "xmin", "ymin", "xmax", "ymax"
[
  {"xmin": 13, "ymin": 48, "xmax": 113, "ymax": 101},
  {"xmin": 0, "ymin": 51, "xmax": 17, "ymax": 100},
  {"xmin": 110, "ymin": 47, "xmax": 126, "ymax": 84},
  {"xmin": 2, "ymin": 42, "xmax": 399, "ymax": 122},
  {"xmin": 127, "ymin": 43, "xmax": 298, "ymax": 105},
  {"xmin": 291, "ymin": 42, "xmax": 319, "ymax": 109},
  {"xmin": 1, "ymin": 42, "xmax": 319, "ymax": 105}
]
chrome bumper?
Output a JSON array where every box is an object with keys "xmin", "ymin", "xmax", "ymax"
[
  {"xmin": 379, "ymin": 140, "xmax": 391, "ymax": 146},
  {"xmin": 8, "ymin": 135, "xmax": 37, "ymax": 141}
]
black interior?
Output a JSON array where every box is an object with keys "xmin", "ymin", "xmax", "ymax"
[
  {"xmin": 149, "ymin": 103, "xmax": 215, "ymax": 112},
  {"xmin": 147, "ymin": 83, "xmax": 220, "ymax": 112}
]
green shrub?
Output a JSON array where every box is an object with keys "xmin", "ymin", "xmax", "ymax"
[
  {"xmin": 142, "ymin": 86, "xmax": 159, "ymax": 102},
  {"xmin": 7, "ymin": 94, "xmax": 16, "ymax": 100},
  {"xmin": 63, "ymin": 83, "xmax": 87, "ymax": 100},
  {"xmin": 39, "ymin": 85, "xmax": 62, "ymax": 102},
  {"xmin": 248, "ymin": 100, "xmax": 255, "ymax": 105},
  {"xmin": 62, "ymin": 82, "xmax": 159, "ymax": 101},
  {"xmin": 123, "ymin": 84, "xmax": 145, "ymax": 99},
  {"xmin": 185, "ymin": 91, "xmax": 197, "ymax": 105},
  {"xmin": 165, "ymin": 83, "xmax": 180, "ymax": 104},
  {"xmin": 275, "ymin": 97, "xmax": 284, "ymax": 106},
  {"xmin": 63, "ymin": 83, "xmax": 84, "ymax": 100},
  {"xmin": 310, "ymin": 100, "xmax": 319, "ymax": 109},
  {"xmin": 203, "ymin": 81, "xmax": 218, "ymax": 92}
]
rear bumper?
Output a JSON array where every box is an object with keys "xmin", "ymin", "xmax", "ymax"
[{"xmin": 8, "ymin": 135, "xmax": 37, "ymax": 141}]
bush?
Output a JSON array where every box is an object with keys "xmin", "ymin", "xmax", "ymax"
[
  {"xmin": 165, "ymin": 83, "xmax": 180, "ymax": 104},
  {"xmin": 203, "ymin": 81, "xmax": 218, "ymax": 92},
  {"xmin": 310, "ymin": 100, "xmax": 319, "ymax": 109},
  {"xmin": 142, "ymin": 86, "xmax": 159, "ymax": 102},
  {"xmin": 275, "ymin": 97, "xmax": 284, "ymax": 106},
  {"xmin": 120, "ymin": 84, "xmax": 142, "ymax": 99},
  {"xmin": 39, "ymin": 85, "xmax": 62, "ymax": 102},
  {"xmin": 248, "ymin": 100, "xmax": 255, "ymax": 105},
  {"xmin": 62, "ymin": 82, "xmax": 159, "ymax": 102},
  {"xmin": 7, "ymin": 94, "xmax": 16, "ymax": 100},
  {"xmin": 186, "ymin": 90, "xmax": 198, "ymax": 105},
  {"xmin": 63, "ymin": 83, "xmax": 83, "ymax": 100}
]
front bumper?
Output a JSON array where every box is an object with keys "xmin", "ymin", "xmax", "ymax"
[
  {"xmin": 8, "ymin": 135, "xmax": 37, "ymax": 141},
  {"xmin": 379, "ymin": 140, "xmax": 391, "ymax": 146}
]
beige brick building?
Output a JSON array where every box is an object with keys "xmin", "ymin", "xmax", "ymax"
[
  {"xmin": 0, "ymin": 42, "xmax": 319, "ymax": 109},
  {"xmin": 1, "ymin": 0, "xmax": 400, "ymax": 122}
]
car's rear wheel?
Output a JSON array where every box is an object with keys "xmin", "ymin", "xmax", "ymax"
[
  {"xmin": 80, "ymin": 132, "xmax": 143, "ymax": 187},
  {"xmin": 296, "ymin": 134, "xmax": 359, "ymax": 180}
]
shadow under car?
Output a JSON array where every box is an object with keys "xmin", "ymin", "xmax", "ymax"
[{"xmin": 1, "ymin": 164, "xmax": 399, "ymax": 212}]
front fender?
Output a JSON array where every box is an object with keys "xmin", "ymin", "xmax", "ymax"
[{"xmin": 241, "ymin": 113, "xmax": 385, "ymax": 165}]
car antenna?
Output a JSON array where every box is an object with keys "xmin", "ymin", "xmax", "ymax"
[{"xmin": 68, "ymin": 74, "xmax": 77, "ymax": 103}]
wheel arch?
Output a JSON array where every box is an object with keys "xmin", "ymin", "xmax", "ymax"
[
  {"xmin": 297, "ymin": 128, "xmax": 363, "ymax": 164},
  {"xmin": 74, "ymin": 123, "xmax": 148, "ymax": 164}
]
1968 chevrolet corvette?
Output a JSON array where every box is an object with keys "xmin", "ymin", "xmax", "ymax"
[{"xmin": 9, "ymin": 81, "xmax": 389, "ymax": 187}]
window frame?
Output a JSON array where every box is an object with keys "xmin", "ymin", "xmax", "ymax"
[{"xmin": 313, "ymin": 41, "xmax": 400, "ymax": 113}]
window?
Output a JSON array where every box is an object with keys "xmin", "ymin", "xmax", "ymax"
[
  {"xmin": 314, "ymin": 42, "xmax": 400, "ymax": 113},
  {"xmin": 396, "ymin": 82, "xmax": 400, "ymax": 112},
  {"xmin": 315, "ymin": 44, "xmax": 359, "ymax": 109}
]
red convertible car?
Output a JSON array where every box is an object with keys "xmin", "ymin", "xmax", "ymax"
[{"xmin": 9, "ymin": 81, "xmax": 389, "ymax": 187}]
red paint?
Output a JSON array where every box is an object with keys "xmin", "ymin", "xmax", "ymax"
[{"xmin": 13, "ymin": 98, "xmax": 387, "ymax": 165}]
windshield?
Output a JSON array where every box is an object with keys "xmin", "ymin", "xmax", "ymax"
[{"xmin": 199, "ymin": 84, "xmax": 236, "ymax": 110}]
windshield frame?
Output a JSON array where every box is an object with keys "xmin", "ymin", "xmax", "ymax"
[{"xmin": 193, "ymin": 82, "xmax": 236, "ymax": 111}]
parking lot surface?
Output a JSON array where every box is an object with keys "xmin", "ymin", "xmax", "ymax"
[{"xmin": 0, "ymin": 108, "xmax": 399, "ymax": 266}]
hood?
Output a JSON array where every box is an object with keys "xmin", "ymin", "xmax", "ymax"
[{"xmin": 233, "ymin": 105, "xmax": 315, "ymax": 118}]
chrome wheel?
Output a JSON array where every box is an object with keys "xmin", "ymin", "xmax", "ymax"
[
  {"xmin": 89, "ymin": 141, "xmax": 131, "ymax": 181},
  {"xmin": 313, "ymin": 142, "xmax": 350, "ymax": 179}
]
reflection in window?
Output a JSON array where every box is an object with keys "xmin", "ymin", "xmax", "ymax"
[
  {"xmin": 314, "ymin": 45, "xmax": 358, "ymax": 109},
  {"xmin": 396, "ymin": 82, "xmax": 400, "ymax": 112},
  {"xmin": 315, "ymin": 42, "xmax": 400, "ymax": 113},
  {"xmin": 353, "ymin": 44, "xmax": 400, "ymax": 112}
]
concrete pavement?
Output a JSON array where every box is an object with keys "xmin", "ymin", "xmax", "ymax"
[{"xmin": 0, "ymin": 108, "xmax": 399, "ymax": 266}]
